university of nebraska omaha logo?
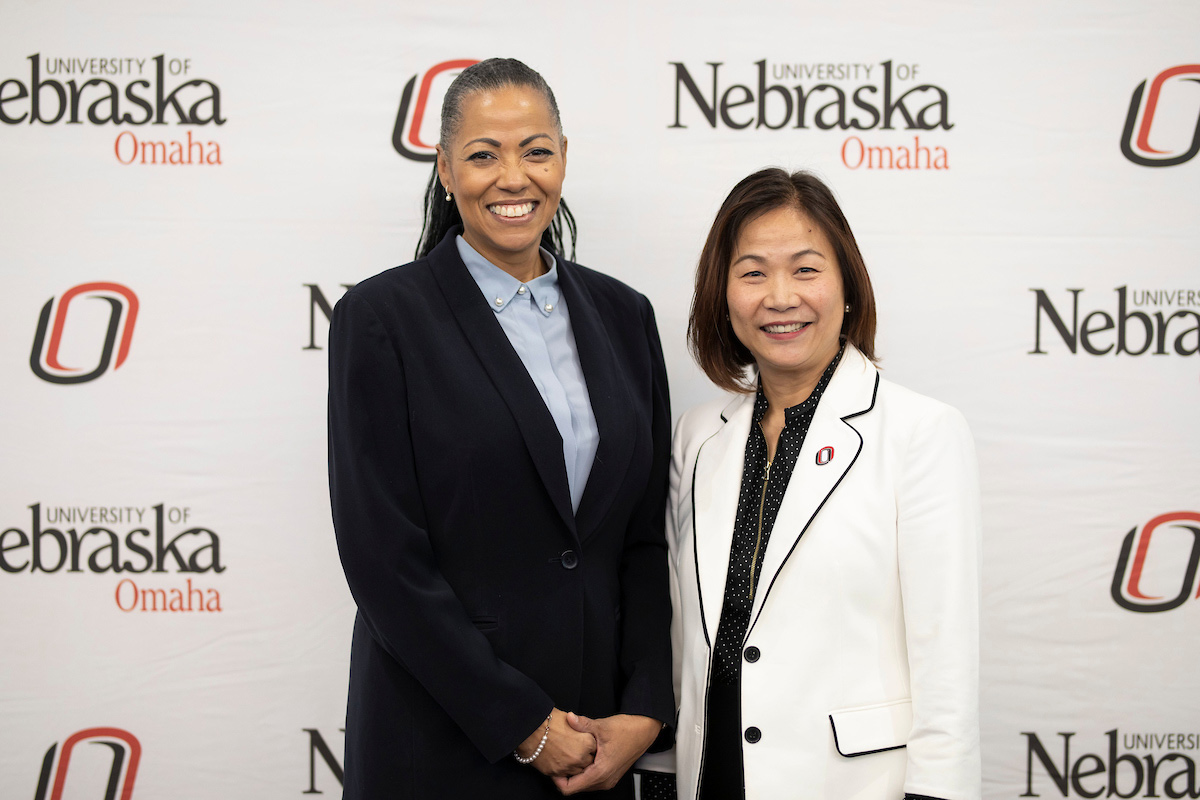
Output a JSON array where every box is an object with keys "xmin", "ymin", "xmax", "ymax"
[
  {"xmin": 391, "ymin": 59, "xmax": 478, "ymax": 162},
  {"xmin": 33, "ymin": 728, "xmax": 140, "ymax": 800},
  {"xmin": 1121, "ymin": 64, "xmax": 1200, "ymax": 167},
  {"xmin": 1112, "ymin": 511, "xmax": 1200, "ymax": 613},
  {"xmin": 30, "ymin": 282, "xmax": 138, "ymax": 384}
]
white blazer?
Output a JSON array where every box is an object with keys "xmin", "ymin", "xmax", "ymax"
[{"xmin": 639, "ymin": 345, "xmax": 981, "ymax": 800}]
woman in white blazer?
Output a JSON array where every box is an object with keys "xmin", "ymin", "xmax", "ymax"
[{"xmin": 638, "ymin": 169, "xmax": 981, "ymax": 800}]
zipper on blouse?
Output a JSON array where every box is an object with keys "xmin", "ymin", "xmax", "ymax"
[{"xmin": 748, "ymin": 456, "xmax": 772, "ymax": 600}]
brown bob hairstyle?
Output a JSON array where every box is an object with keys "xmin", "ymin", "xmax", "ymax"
[{"xmin": 688, "ymin": 168, "xmax": 878, "ymax": 393}]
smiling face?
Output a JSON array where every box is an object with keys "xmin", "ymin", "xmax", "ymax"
[
  {"xmin": 436, "ymin": 84, "xmax": 566, "ymax": 279},
  {"xmin": 726, "ymin": 204, "xmax": 845, "ymax": 395}
]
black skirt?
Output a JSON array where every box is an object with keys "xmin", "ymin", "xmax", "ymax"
[{"xmin": 699, "ymin": 680, "xmax": 745, "ymax": 799}]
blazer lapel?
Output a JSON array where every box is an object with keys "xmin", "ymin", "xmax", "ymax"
[
  {"xmin": 692, "ymin": 393, "xmax": 755, "ymax": 646},
  {"xmin": 558, "ymin": 261, "xmax": 635, "ymax": 543},
  {"xmin": 748, "ymin": 346, "xmax": 880, "ymax": 633},
  {"xmin": 428, "ymin": 234, "xmax": 577, "ymax": 537}
]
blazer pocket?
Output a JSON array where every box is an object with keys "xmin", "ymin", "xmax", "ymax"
[
  {"xmin": 469, "ymin": 615, "xmax": 498, "ymax": 631},
  {"xmin": 829, "ymin": 698, "xmax": 912, "ymax": 757}
]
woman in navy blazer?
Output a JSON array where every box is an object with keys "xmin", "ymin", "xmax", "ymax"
[{"xmin": 327, "ymin": 59, "xmax": 673, "ymax": 799}]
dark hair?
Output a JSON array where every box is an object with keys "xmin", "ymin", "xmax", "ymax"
[
  {"xmin": 415, "ymin": 58, "xmax": 577, "ymax": 260},
  {"xmin": 688, "ymin": 168, "xmax": 878, "ymax": 393}
]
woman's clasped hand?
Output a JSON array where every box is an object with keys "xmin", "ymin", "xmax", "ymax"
[
  {"xmin": 549, "ymin": 714, "xmax": 664, "ymax": 795},
  {"xmin": 514, "ymin": 709, "xmax": 664, "ymax": 794},
  {"xmin": 515, "ymin": 709, "xmax": 596, "ymax": 778}
]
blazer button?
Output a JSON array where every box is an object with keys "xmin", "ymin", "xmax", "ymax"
[
  {"xmin": 744, "ymin": 726, "xmax": 762, "ymax": 744},
  {"xmin": 744, "ymin": 646, "xmax": 760, "ymax": 663},
  {"xmin": 560, "ymin": 550, "xmax": 579, "ymax": 570}
]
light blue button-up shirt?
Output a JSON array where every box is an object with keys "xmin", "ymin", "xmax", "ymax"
[{"xmin": 457, "ymin": 236, "xmax": 598, "ymax": 512}]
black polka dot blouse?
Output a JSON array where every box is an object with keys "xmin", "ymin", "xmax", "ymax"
[{"xmin": 708, "ymin": 346, "xmax": 843, "ymax": 685}]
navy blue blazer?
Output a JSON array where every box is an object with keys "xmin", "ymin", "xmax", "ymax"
[{"xmin": 328, "ymin": 229, "xmax": 674, "ymax": 799}]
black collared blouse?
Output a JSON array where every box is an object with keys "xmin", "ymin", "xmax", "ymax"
[{"xmin": 708, "ymin": 347, "xmax": 844, "ymax": 687}]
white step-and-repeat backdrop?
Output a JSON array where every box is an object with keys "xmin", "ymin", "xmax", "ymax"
[{"xmin": 2, "ymin": 0, "xmax": 1197, "ymax": 797}]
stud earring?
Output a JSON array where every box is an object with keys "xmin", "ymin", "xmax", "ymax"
[
  {"xmin": 445, "ymin": 187, "xmax": 452, "ymax": 202},
  {"xmin": 845, "ymin": 304, "xmax": 851, "ymax": 313}
]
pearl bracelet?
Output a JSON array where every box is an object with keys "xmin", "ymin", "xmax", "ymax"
[{"xmin": 513, "ymin": 714, "xmax": 552, "ymax": 765}]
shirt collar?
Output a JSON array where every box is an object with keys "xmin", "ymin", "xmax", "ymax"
[
  {"xmin": 753, "ymin": 344, "xmax": 846, "ymax": 424},
  {"xmin": 457, "ymin": 235, "xmax": 561, "ymax": 316}
]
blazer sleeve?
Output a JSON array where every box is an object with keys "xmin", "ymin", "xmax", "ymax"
[
  {"xmin": 327, "ymin": 290, "xmax": 553, "ymax": 764},
  {"xmin": 895, "ymin": 403, "xmax": 983, "ymax": 800},
  {"xmin": 614, "ymin": 298, "xmax": 675, "ymax": 736}
]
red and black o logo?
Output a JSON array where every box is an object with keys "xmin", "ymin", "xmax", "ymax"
[
  {"xmin": 391, "ymin": 59, "xmax": 479, "ymax": 162},
  {"xmin": 33, "ymin": 728, "xmax": 141, "ymax": 800},
  {"xmin": 30, "ymin": 282, "xmax": 138, "ymax": 384},
  {"xmin": 1120, "ymin": 64, "xmax": 1200, "ymax": 167},
  {"xmin": 1111, "ymin": 511, "xmax": 1200, "ymax": 613}
]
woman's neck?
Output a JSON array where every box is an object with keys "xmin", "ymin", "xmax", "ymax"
[
  {"xmin": 759, "ymin": 369, "xmax": 820, "ymax": 415},
  {"xmin": 462, "ymin": 232, "xmax": 547, "ymax": 283},
  {"xmin": 495, "ymin": 251, "xmax": 548, "ymax": 283}
]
